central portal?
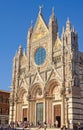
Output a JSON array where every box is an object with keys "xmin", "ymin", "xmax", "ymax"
[{"xmin": 36, "ymin": 103, "xmax": 43, "ymax": 124}]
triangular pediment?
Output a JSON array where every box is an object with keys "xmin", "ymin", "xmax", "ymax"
[
  {"xmin": 31, "ymin": 14, "xmax": 48, "ymax": 42},
  {"xmin": 19, "ymin": 74, "xmax": 29, "ymax": 89},
  {"xmin": 53, "ymin": 37, "xmax": 62, "ymax": 51},
  {"xmin": 31, "ymin": 72, "xmax": 44, "ymax": 86},
  {"xmin": 47, "ymin": 66, "xmax": 62, "ymax": 83}
]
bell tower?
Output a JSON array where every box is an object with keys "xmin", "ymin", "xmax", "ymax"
[{"xmin": 61, "ymin": 18, "xmax": 79, "ymax": 87}]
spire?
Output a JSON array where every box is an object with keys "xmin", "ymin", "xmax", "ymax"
[
  {"xmin": 66, "ymin": 18, "xmax": 71, "ymax": 31},
  {"xmin": 49, "ymin": 7, "xmax": 58, "ymax": 41},
  {"xmin": 51, "ymin": 7, "xmax": 56, "ymax": 21},
  {"xmin": 29, "ymin": 20, "xmax": 33, "ymax": 34},
  {"xmin": 52, "ymin": 7, "xmax": 55, "ymax": 19},
  {"xmin": 27, "ymin": 20, "xmax": 33, "ymax": 44},
  {"xmin": 72, "ymin": 26, "xmax": 75, "ymax": 32}
]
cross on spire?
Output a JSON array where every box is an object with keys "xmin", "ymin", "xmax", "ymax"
[{"xmin": 39, "ymin": 5, "xmax": 43, "ymax": 14}]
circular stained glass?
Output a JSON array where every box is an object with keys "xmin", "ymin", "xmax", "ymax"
[{"xmin": 34, "ymin": 47, "xmax": 46, "ymax": 65}]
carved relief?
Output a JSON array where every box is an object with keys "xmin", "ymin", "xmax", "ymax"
[
  {"xmin": 36, "ymin": 88, "xmax": 43, "ymax": 98},
  {"xmin": 53, "ymin": 86, "xmax": 61, "ymax": 100},
  {"xmin": 53, "ymin": 38, "xmax": 61, "ymax": 51}
]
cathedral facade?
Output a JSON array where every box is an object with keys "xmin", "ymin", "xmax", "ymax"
[{"xmin": 9, "ymin": 8, "xmax": 83, "ymax": 128}]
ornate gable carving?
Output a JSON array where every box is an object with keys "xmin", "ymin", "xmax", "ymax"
[
  {"xmin": 40, "ymin": 72, "xmax": 45, "ymax": 81},
  {"xmin": 31, "ymin": 72, "xmax": 44, "ymax": 86},
  {"xmin": 31, "ymin": 14, "xmax": 48, "ymax": 42},
  {"xmin": 19, "ymin": 76, "xmax": 29, "ymax": 89},
  {"xmin": 47, "ymin": 66, "xmax": 62, "ymax": 83},
  {"xmin": 53, "ymin": 37, "xmax": 62, "ymax": 51}
]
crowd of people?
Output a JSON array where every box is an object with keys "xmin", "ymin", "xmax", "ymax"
[
  {"xmin": 1, "ymin": 120, "xmax": 82, "ymax": 130},
  {"xmin": 0, "ymin": 120, "xmax": 59, "ymax": 130}
]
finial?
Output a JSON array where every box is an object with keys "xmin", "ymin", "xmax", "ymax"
[
  {"xmin": 39, "ymin": 5, "xmax": 43, "ymax": 14},
  {"xmin": 30, "ymin": 20, "xmax": 33, "ymax": 28},
  {"xmin": 19, "ymin": 44, "xmax": 22, "ymax": 49},
  {"xmin": 72, "ymin": 26, "xmax": 75, "ymax": 32},
  {"xmin": 66, "ymin": 17, "xmax": 71, "ymax": 31},
  {"xmin": 18, "ymin": 45, "xmax": 22, "ymax": 55},
  {"xmin": 52, "ymin": 7, "xmax": 54, "ymax": 15},
  {"xmin": 51, "ymin": 7, "xmax": 55, "ymax": 21},
  {"xmin": 67, "ymin": 17, "xmax": 70, "ymax": 24}
]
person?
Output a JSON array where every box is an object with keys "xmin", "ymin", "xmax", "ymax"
[
  {"xmin": 77, "ymin": 121, "xmax": 80, "ymax": 129},
  {"xmin": 44, "ymin": 121, "xmax": 47, "ymax": 130},
  {"xmin": 55, "ymin": 120, "xmax": 58, "ymax": 128},
  {"xmin": 37, "ymin": 120, "xmax": 41, "ymax": 130}
]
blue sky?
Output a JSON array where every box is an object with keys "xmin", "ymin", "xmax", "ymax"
[{"xmin": 0, "ymin": 0, "xmax": 83, "ymax": 91}]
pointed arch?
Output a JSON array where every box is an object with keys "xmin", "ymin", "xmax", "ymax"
[
  {"xmin": 28, "ymin": 83, "xmax": 43, "ymax": 98},
  {"xmin": 45, "ymin": 79, "xmax": 60, "ymax": 96},
  {"xmin": 17, "ymin": 87, "xmax": 27, "ymax": 102}
]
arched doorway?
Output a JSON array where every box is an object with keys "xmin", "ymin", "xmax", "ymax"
[
  {"xmin": 45, "ymin": 79, "xmax": 61, "ymax": 127},
  {"xmin": 28, "ymin": 83, "xmax": 43, "ymax": 125},
  {"xmin": 16, "ymin": 88, "xmax": 28, "ymax": 122}
]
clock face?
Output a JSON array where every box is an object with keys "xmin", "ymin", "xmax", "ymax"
[{"xmin": 34, "ymin": 47, "xmax": 46, "ymax": 65}]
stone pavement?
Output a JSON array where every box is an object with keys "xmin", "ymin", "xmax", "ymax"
[{"xmin": 16, "ymin": 128, "xmax": 61, "ymax": 130}]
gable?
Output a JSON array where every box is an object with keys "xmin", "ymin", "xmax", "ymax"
[
  {"xmin": 31, "ymin": 72, "xmax": 44, "ymax": 86},
  {"xmin": 31, "ymin": 14, "xmax": 48, "ymax": 42},
  {"xmin": 47, "ymin": 67, "xmax": 62, "ymax": 83},
  {"xmin": 53, "ymin": 37, "xmax": 62, "ymax": 51}
]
